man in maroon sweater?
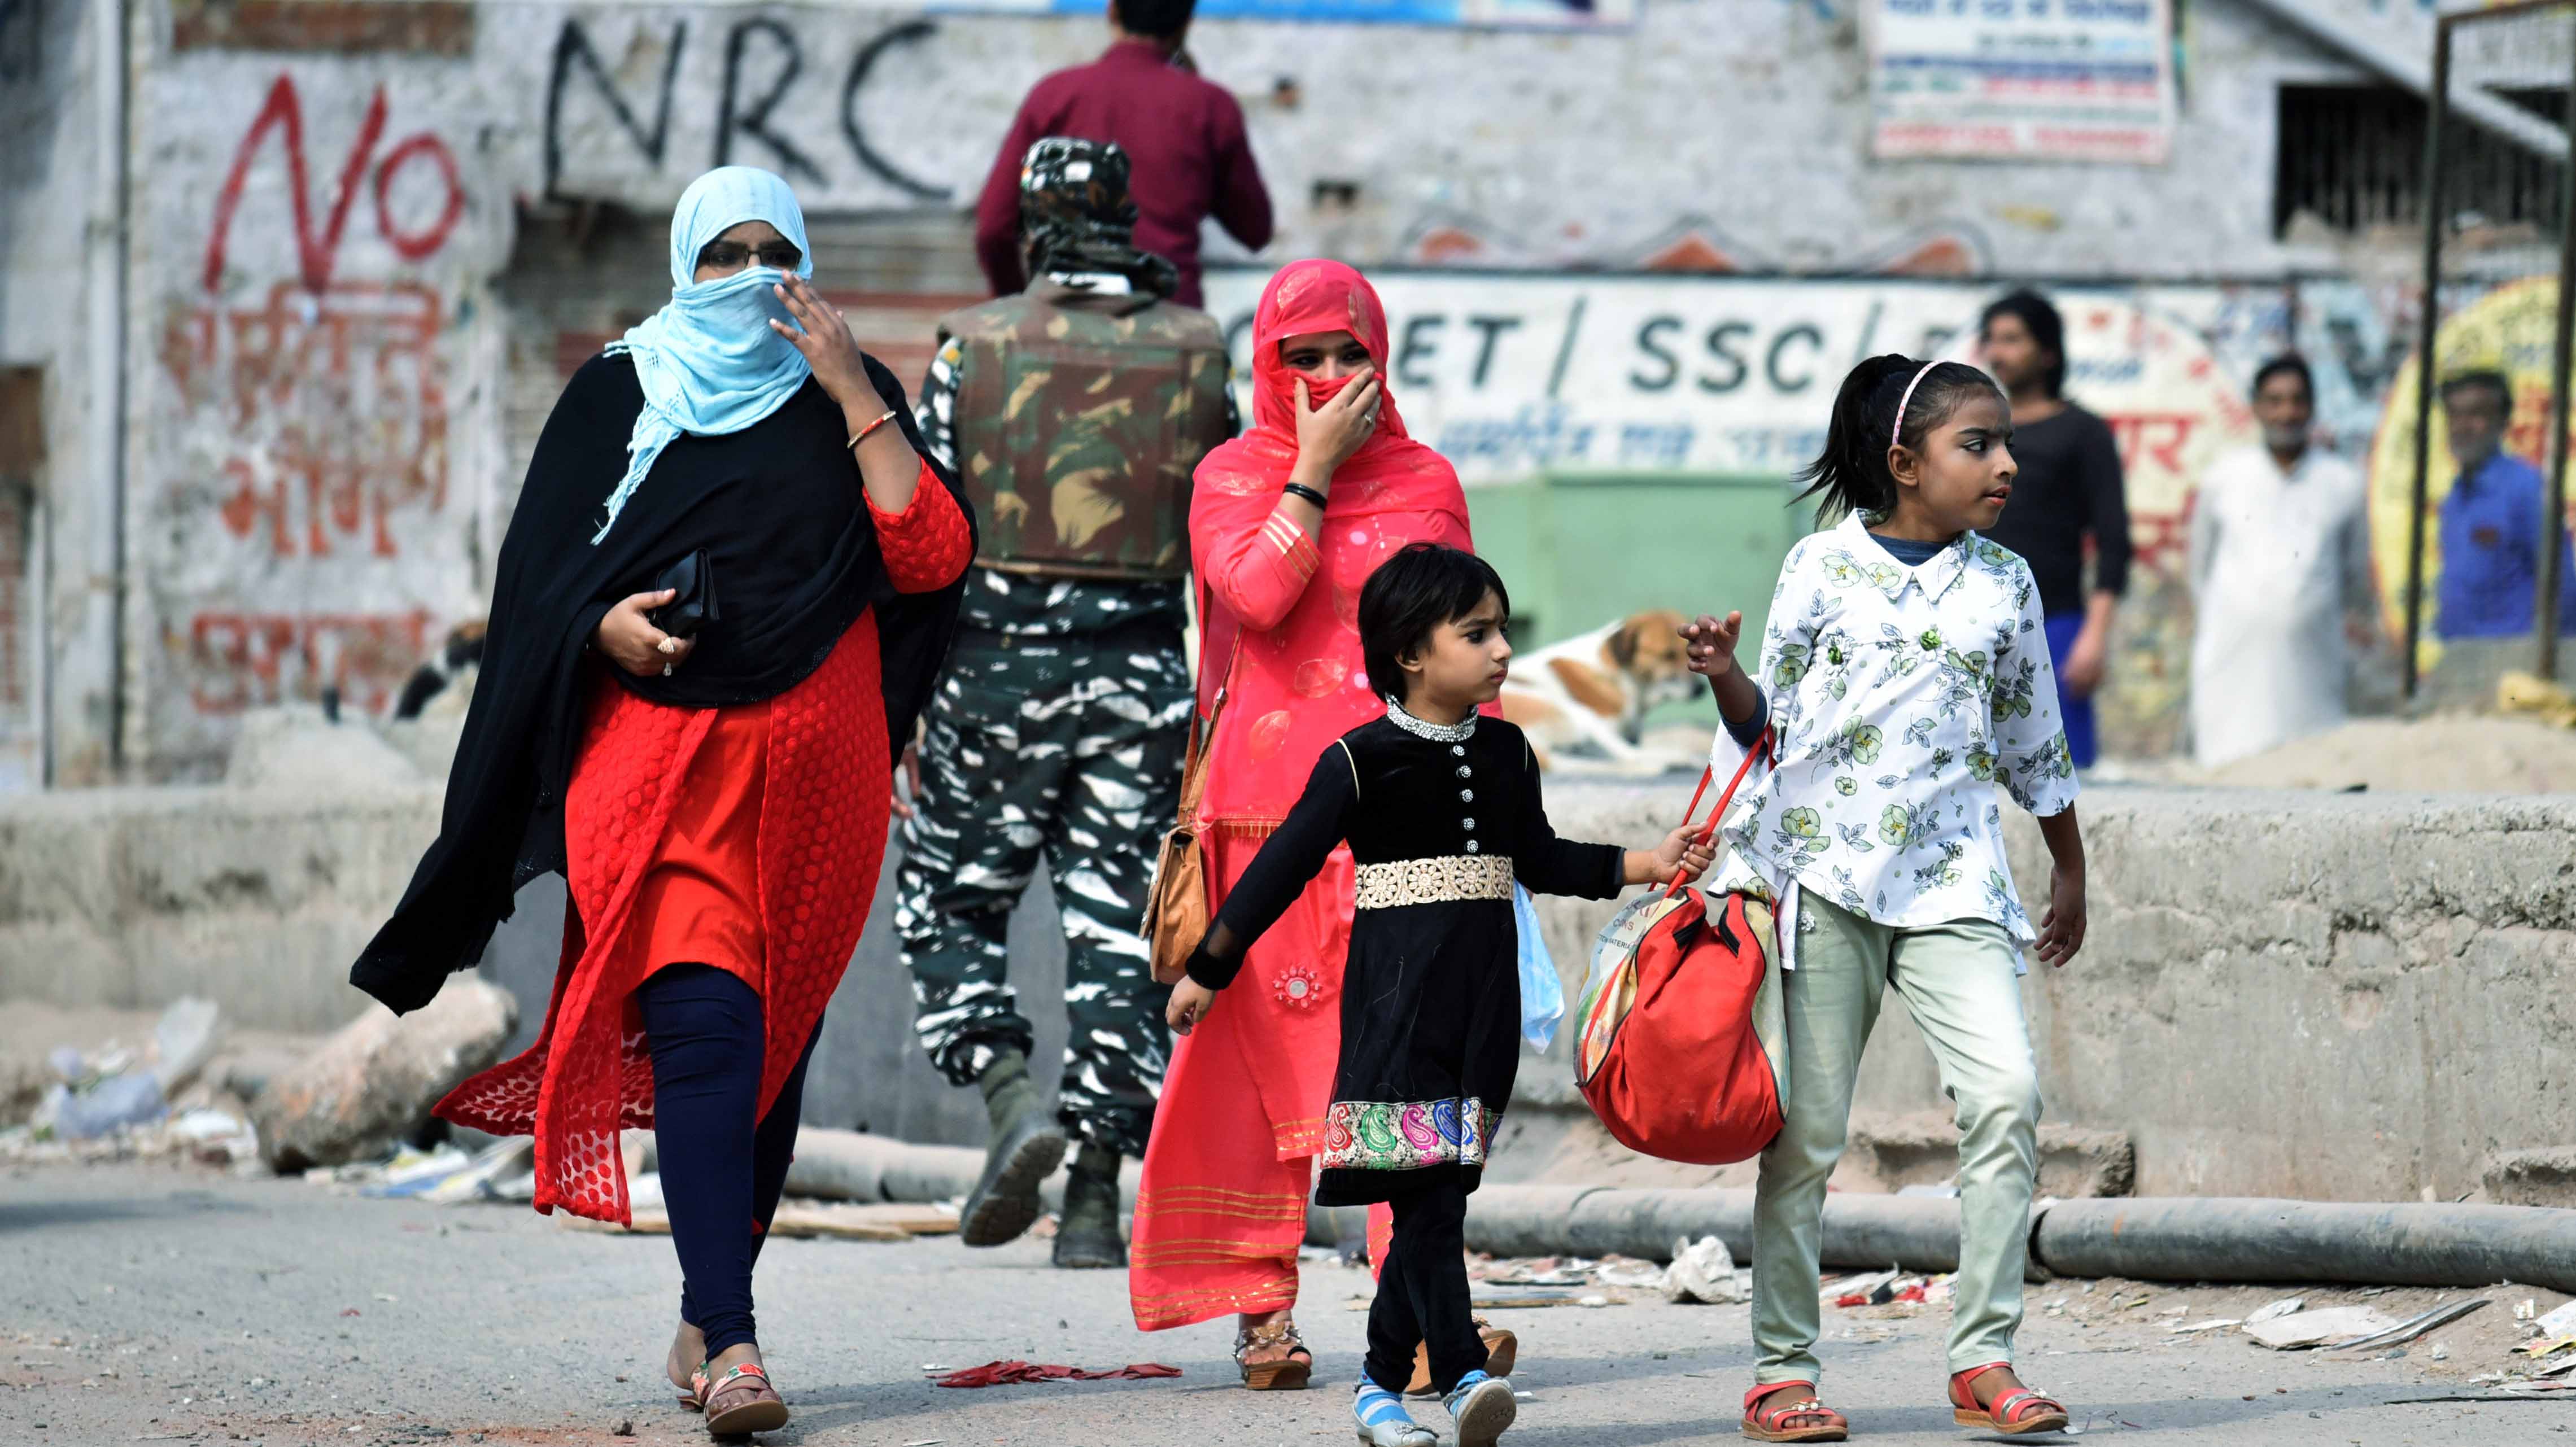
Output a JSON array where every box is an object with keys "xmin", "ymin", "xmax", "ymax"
[{"xmin": 973, "ymin": 0, "xmax": 1274, "ymax": 309}]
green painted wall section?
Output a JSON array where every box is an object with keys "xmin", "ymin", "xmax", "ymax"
[{"xmin": 1466, "ymin": 472, "xmax": 1815, "ymax": 729}]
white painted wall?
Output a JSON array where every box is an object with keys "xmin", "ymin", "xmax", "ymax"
[
  {"xmin": 503, "ymin": 0, "xmax": 2365, "ymax": 277},
  {"xmin": 3, "ymin": 0, "xmax": 2420, "ymax": 774},
  {"xmin": 0, "ymin": 0, "xmax": 102, "ymax": 785}
]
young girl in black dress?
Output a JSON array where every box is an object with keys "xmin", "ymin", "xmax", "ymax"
[{"xmin": 1166, "ymin": 543, "xmax": 1714, "ymax": 1447}]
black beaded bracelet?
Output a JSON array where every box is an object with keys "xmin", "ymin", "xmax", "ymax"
[{"xmin": 1281, "ymin": 482, "xmax": 1328, "ymax": 508}]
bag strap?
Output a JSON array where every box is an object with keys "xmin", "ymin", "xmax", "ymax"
[
  {"xmin": 1172, "ymin": 624, "xmax": 1247, "ymax": 828},
  {"xmin": 1662, "ymin": 725, "xmax": 1775, "ymax": 900}
]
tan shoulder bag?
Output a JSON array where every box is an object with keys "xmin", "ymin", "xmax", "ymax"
[{"xmin": 1142, "ymin": 634, "xmax": 1242, "ymax": 986}]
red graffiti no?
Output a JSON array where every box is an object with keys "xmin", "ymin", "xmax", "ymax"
[{"xmin": 202, "ymin": 73, "xmax": 465, "ymax": 294}]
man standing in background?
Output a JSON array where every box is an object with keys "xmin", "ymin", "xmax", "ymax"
[
  {"xmin": 2434, "ymin": 369, "xmax": 2576, "ymax": 642},
  {"xmin": 1978, "ymin": 290, "xmax": 2130, "ymax": 770},
  {"xmin": 2188, "ymin": 356, "xmax": 2375, "ymax": 768},
  {"xmin": 901, "ymin": 139, "xmax": 1237, "ymax": 1270},
  {"xmin": 973, "ymin": 0, "xmax": 1274, "ymax": 308}
]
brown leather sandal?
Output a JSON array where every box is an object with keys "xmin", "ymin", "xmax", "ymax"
[
  {"xmin": 701, "ymin": 1360, "xmax": 789, "ymax": 1436},
  {"xmin": 1743, "ymin": 1380, "xmax": 1849, "ymax": 1443},
  {"xmin": 1234, "ymin": 1319, "xmax": 1313, "ymax": 1391},
  {"xmin": 1949, "ymin": 1362, "xmax": 2068, "ymax": 1437},
  {"xmin": 1403, "ymin": 1318, "xmax": 1518, "ymax": 1396}
]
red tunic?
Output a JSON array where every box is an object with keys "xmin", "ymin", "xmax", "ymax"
[{"xmin": 439, "ymin": 467, "xmax": 971, "ymax": 1224}]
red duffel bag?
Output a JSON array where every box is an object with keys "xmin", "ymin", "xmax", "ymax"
[{"xmin": 1573, "ymin": 732, "xmax": 1787, "ymax": 1165}]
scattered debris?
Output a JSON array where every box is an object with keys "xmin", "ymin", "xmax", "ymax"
[
  {"xmin": 2385, "ymin": 1381, "xmax": 2576, "ymax": 1405},
  {"xmin": 2534, "ymin": 1301, "xmax": 2576, "ymax": 1338},
  {"xmin": 420, "ymin": 1138, "xmax": 538, "ymax": 1204},
  {"xmin": 150, "ymin": 999, "xmax": 224, "ymax": 1096},
  {"xmin": 2247, "ymin": 1297, "xmax": 2306, "ymax": 1325},
  {"xmin": 1663, "ymin": 1235, "xmax": 1750, "ymax": 1305},
  {"xmin": 933, "ymin": 1361, "xmax": 1179, "ymax": 1388},
  {"xmin": 1469, "ymin": 1286, "xmax": 1603, "ymax": 1309},
  {"xmin": 50, "ymin": 1071, "xmax": 168, "ymax": 1141},
  {"xmin": 2330, "ymin": 1299, "xmax": 2486, "ymax": 1353},
  {"xmin": 1821, "ymin": 1268, "xmax": 1902, "ymax": 1306},
  {"xmin": 1591, "ymin": 1256, "xmax": 1668, "ymax": 1290},
  {"xmin": 1471, "ymin": 1253, "xmax": 1665, "ymax": 1289},
  {"xmin": 1831, "ymin": 1270, "xmax": 1942, "ymax": 1310},
  {"xmin": 2167, "ymin": 1318, "xmax": 2242, "ymax": 1335},
  {"xmin": 2247, "ymin": 1306, "xmax": 2402, "ymax": 1351},
  {"xmin": 356, "ymin": 1146, "xmax": 472, "ymax": 1199}
]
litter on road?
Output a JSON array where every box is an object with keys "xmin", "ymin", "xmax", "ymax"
[
  {"xmin": 2245, "ymin": 1305, "xmax": 2399, "ymax": 1350},
  {"xmin": 2330, "ymin": 1299, "xmax": 2487, "ymax": 1352},
  {"xmin": 933, "ymin": 1361, "xmax": 1181, "ymax": 1388},
  {"xmin": 1662, "ymin": 1234, "xmax": 1750, "ymax": 1305}
]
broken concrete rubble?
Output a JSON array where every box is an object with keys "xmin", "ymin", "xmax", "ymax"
[
  {"xmin": 250, "ymin": 980, "xmax": 515, "ymax": 1173},
  {"xmin": 2485, "ymin": 1146, "xmax": 2576, "ymax": 1208}
]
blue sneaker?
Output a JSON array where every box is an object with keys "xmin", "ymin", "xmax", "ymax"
[
  {"xmin": 1444, "ymin": 1369, "xmax": 1518, "ymax": 1447},
  {"xmin": 1354, "ymin": 1375, "xmax": 1437, "ymax": 1447}
]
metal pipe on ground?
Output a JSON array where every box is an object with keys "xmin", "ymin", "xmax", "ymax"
[
  {"xmin": 776, "ymin": 1138, "xmax": 2576, "ymax": 1295},
  {"xmin": 783, "ymin": 1127, "xmax": 1139, "ymax": 1213},
  {"xmin": 1466, "ymin": 1188, "xmax": 2576, "ymax": 1293},
  {"xmin": 2035, "ymin": 1197, "xmax": 2576, "ymax": 1296}
]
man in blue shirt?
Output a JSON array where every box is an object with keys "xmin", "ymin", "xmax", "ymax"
[{"xmin": 2436, "ymin": 370, "xmax": 2576, "ymax": 639}]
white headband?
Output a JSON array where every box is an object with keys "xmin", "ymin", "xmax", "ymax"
[{"xmin": 1890, "ymin": 360, "xmax": 1941, "ymax": 452}]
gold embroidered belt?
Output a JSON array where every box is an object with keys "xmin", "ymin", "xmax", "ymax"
[{"xmin": 1353, "ymin": 855, "xmax": 1514, "ymax": 911}]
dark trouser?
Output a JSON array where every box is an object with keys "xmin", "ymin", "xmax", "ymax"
[
  {"xmin": 1364, "ymin": 1179, "xmax": 1483, "ymax": 1397},
  {"xmin": 894, "ymin": 622, "xmax": 1188, "ymax": 1157},
  {"xmin": 636, "ymin": 963, "xmax": 818, "ymax": 1359}
]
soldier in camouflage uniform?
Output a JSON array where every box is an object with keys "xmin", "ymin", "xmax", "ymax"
[{"xmin": 899, "ymin": 137, "xmax": 1235, "ymax": 1269}]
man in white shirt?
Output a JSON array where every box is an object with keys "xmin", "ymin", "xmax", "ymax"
[{"xmin": 2187, "ymin": 355, "xmax": 2376, "ymax": 768}]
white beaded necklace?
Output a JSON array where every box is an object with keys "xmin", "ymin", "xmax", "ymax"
[{"xmin": 1385, "ymin": 697, "xmax": 1476, "ymax": 744}]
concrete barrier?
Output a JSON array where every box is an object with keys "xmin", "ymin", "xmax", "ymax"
[
  {"xmin": 0, "ymin": 784, "xmax": 443, "ymax": 1033},
  {"xmin": 6, "ymin": 777, "xmax": 2574, "ymax": 1202}
]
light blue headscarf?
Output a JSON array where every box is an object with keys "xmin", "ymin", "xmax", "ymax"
[{"xmin": 593, "ymin": 167, "xmax": 818, "ymax": 544}]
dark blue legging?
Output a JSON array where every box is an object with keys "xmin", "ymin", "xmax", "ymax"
[{"xmin": 636, "ymin": 963, "xmax": 818, "ymax": 1359}]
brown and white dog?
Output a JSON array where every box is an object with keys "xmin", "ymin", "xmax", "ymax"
[{"xmin": 1499, "ymin": 609, "xmax": 1705, "ymax": 773}]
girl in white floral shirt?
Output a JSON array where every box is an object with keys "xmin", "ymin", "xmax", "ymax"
[{"xmin": 1684, "ymin": 354, "xmax": 2089, "ymax": 1443}]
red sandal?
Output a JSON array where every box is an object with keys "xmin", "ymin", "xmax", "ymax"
[
  {"xmin": 1743, "ymin": 1380, "xmax": 1848, "ymax": 1442},
  {"xmin": 700, "ymin": 1360, "xmax": 789, "ymax": 1436},
  {"xmin": 1949, "ymin": 1362, "xmax": 2068, "ymax": 1437}
]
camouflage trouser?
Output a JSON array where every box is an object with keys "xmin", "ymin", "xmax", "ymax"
[{"xmin": 893, "ymin": 622, "xmax": 1190, "ymax": 1159}]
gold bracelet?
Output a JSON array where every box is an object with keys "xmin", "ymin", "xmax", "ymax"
[{"xmin": 846, "ymin": 409, "xmax": 898, "ymax": 451}]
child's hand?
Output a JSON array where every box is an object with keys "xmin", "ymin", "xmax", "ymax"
[
  {"xmin": 2033, "ymin": 864, "xmax": 2086, "ymax": 968},
  {"xmin": 1166, "ymin": 977, "xmax": 1219, "ymax": 1035},
  {"xmin": 1653, "ymin": 824, "xmax": 1717, "ymax": 882},
  {"xmin": 1680, "ymin": 612, "xmax": 1744, "ymax": 680}
]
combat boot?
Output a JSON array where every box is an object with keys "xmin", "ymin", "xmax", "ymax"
[
  {"xmin": 1052, "ymin": 1144, "xmax": 1127, "ymax": 1269},
  {"xmin": 959, "ymin": 1048, "xmax": 1065, "ymax": 1247}
]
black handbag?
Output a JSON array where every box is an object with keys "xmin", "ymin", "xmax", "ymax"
[{"xmin": 646, "ymin": 549, "xmax": 721, "ymax": 639}]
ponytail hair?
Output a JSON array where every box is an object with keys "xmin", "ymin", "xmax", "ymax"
[{"xmin": 1794, "ymin": 354, "xmax": 2002, "ymax": 526}]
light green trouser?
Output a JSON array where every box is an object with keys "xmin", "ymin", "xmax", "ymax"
[{"xmin": 1752, "ymin": 894, "xmax": 2041, "ymax": 1385}]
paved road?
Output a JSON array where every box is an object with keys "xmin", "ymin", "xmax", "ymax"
[{"xmin": 3, "ymin": 1162, "xmax": 2565, "ymax": 1446}]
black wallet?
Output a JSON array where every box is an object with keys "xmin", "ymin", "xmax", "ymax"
[{"xmin": 647, "ymin": 549, "xmax": 720, "ymax": 639}]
